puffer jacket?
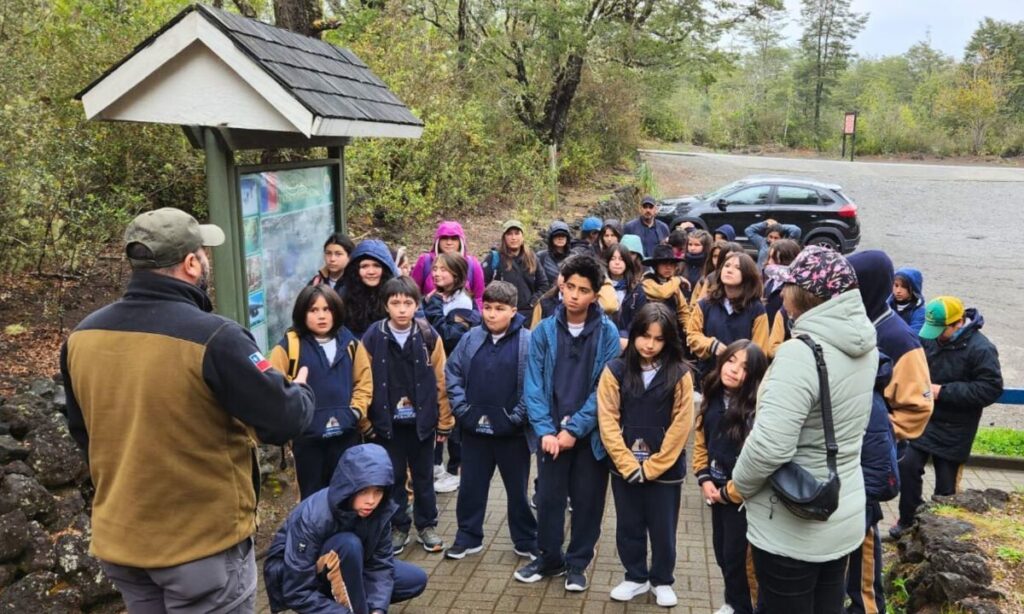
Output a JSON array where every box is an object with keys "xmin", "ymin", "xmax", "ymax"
[
  {"xmin": 263, "ymin": 444, "xmax": 398, "ymax": 613},
  {"xmin": 732, "ymin": 289, "xmax": 878, "ymax": 562},
  {"xmin": 912, "ymin": 309, "xmax": 1002, "ymax": 462}
]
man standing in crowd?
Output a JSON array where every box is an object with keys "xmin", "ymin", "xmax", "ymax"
[
  {"xmin": 624, "ymin": 196, "xmax": 670, "ymax": 259},
  {"xmin": 895, "ymin": 296, "xmax": 1003, "ymax": 536},
  {"xmin": 60, "ymin": 208, "xmax": 315, "ymax": 611}
]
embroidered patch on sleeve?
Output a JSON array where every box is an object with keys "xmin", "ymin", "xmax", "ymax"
[{"xmin": 249, "ymin": 352, "xmax": 272, "ymax": 373}]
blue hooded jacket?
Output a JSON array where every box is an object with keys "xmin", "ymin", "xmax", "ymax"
[
  {"xmin": 887, "ymin": 267, "xmax": 925, "ymax": 334},
  {"xmin": 264, "ymin": 444, "xmax": 398, "ymax": 613},
  {"xmin": 348, "ymin": 240, "xmax": 400, "ymax": 278},
  {"xmin": 713, "ymin": 224, "xmax": 736, "ymax": 242}
]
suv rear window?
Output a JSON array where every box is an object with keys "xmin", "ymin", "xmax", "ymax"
[{"xmin": 776, "ymin": 186, "xmax": 819, "ymax": 205}]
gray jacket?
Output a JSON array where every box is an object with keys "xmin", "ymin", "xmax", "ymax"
[{"xmin": 733, "ymin": 289, "xmax": 878, "ymax": 562}]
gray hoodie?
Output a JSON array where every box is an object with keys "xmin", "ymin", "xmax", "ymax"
[{"xmin": 733, "ymin": 289, "xmax": 878, "ymax": 562}]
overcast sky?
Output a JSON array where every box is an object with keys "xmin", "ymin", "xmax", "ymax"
[{"xmin": 769, "ymin": 0, "xmax": 1023, "ymax": 60}]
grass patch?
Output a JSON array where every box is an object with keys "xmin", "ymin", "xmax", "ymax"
[{"xmin": 972, "ymin": 427, "xmax": 1024, "ymax": 458}]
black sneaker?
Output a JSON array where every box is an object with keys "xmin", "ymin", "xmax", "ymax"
[
  {"xmin": 564, "ymin": 568, "xmax": 588, "ymax": 592},
  {"xmin": 445, "ymin": 543, "xmax": 483, "ymax": 560},
  {"xmin": 888, "ymin": 522, "xmax": 912, "ymax": 540},
  {"xmin": 514, "ymin": 558, "xmax": 566, "ymax": 583}
]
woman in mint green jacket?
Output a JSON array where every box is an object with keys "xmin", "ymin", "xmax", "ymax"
[{"xmin": 732, "ymin": 246, "xmax": 878, "ymax": 614}]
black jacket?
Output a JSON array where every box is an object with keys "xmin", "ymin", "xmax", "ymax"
[
  {"xmin": 483, "ymin": 252, "xmax": 550, "ymax": 312},
  {"xmin": 912, "ymin": 308, "xmax": 1002, "ymax": 461}
]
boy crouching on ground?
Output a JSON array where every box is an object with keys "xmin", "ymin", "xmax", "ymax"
[{"xmin": 264, "ymin": 444, "xmax": 428, "ymax": 613}]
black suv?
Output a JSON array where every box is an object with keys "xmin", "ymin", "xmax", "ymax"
[{"xmin": 656, "ymin": 175, "xmax": 860, "ymax": 253}]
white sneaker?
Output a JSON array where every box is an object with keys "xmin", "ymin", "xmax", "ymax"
[
  {"xmin": 434, "ymin": 471, "xmax": 460, "ymax": 493},
  {"xmin": 433, "ymin": 464, "xmax": 444, "ymax": 479},
  {"xmin": 609, "ymin": 580, "xmax": 650, "ymax": 602},
  {"xmin": 713, "ymin": 605, "xmax": 735, "ymax": 614},
  {"xmin": 652, "ymin": 585, "xmax": 677, "ymax": 607}
]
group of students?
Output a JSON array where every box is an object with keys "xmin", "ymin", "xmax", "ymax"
[{"xmin": 262, "ymin": 200, "xmax": 1004, "ymax": 614}]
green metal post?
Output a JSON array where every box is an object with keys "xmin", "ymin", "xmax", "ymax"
[
  {"xmin": 328, "ymin": 146, "xmax": 345, "ymax": 234},
  {"xmin": 203, "ymin": 128, "xmax": 246, "ymax": 324}
]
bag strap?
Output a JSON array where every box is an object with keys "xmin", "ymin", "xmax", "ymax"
[
  {"xmin": 795, "ymin": 334, "xmax": 838, "ymax": 476},
  {"xmin": 286, "ymin": 330, "xmax": 301, "ymax": 380}
]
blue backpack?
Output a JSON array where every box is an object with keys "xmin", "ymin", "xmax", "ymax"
[{"xmin": 861, "ymin": 354, "xmax": 901, "ymax": 502}]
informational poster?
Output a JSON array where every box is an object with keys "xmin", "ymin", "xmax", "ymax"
[{"xmin": 240, "ymin": 166, "xmax": 334, "ymax": 352}]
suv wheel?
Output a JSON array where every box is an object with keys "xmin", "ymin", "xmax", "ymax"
[{"xmin": 807, "ymin": 235, "xmax": 840, "ymax": 251}]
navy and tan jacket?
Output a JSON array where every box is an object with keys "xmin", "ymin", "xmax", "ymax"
[
  {"xmin": 687, "ymin": 296, "xmax": 770, "ymax": 360},
  {"xmin": 269, "ymin": 327, "xmax": 373, "ymax": 439},
  {"xmin": 361, "ymin": 318, "xmax": 454, "ymax": 441},
  {"xmin": 849, "ymin": 251, "xmax": 934, "ymax": 440},
  {"xmin": 617, "ymin": 274, "xmax": 690, "ymax": 336},
  {"xmin": 598, "ymin": 360, "xmax": 694, "ymax": 483},
  {"xmin": 60, "ymin": 272, "xmax": 314, "ymax": 568}
]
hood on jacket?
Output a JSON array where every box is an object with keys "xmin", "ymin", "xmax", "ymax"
[
  {"xmin": 714, "ymin": 224, "xmax": 736, "ymax": 241},
  {"xmin": 546, "ymin": 221, "xmax": 572, "ymax": 251},
  {"xmin": 848, "ymin": 250, "xmax": 895, "ymax": 321},
  {"xmin": 327, "ymin": 444, "xmax": 394, "ymax": 521},
  {"xmin": 894, "ymin": 267, "xmax": 924, "ymax": 301},
  {"xmin": 349, "ymin": 239, "xmax": 400, "ymax": 278},
  {"xmin": 486, "ymin": 312, "xmax": 526, "ymax": 337},
  {"xmin": 671, "ymin": 215, "xmax": 703, "ymax": 231},
  {"xmin": 434, "ymin": 221, "xmax": 469, "ymax": 256},
  {"xmin": 792, "ymin": 289, "xmax": 877, "ymax": 359},
  {"xmin": 940, "ymin": 307, "xmax": 985, "ymax": 347}
]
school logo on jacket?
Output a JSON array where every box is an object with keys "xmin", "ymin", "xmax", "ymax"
[
  {"xmin": 631, "ymin": 439, "xmax": 651, "ymax": 462},
  {"xmin": 476, "ymin": 415, "xmax": 493, "ymax": 435},
  {"xmin": 393, "ymin": 397, "xmax": 416, "ymax": 422},
  {"xmin": 324, "ymin": 417, "xmax": 341, "ymax": 438}
]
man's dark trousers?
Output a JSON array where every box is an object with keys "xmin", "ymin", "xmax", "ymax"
[
  {"xmin": 454, "ymin": 432, "xmax": 537, "ymax": 551},
  {"xmin": 536, "ymin": 443, "xmax": 609, "ymax": 570}
]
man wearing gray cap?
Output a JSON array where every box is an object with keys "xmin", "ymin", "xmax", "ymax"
[{"xmin": 60, "ymin": 207, "xmax": 315, "ymax": 612}]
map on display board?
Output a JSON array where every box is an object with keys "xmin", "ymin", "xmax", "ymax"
[{"xmin": 240, "ymin": 166, "xmax": 334, "ymax": 352}]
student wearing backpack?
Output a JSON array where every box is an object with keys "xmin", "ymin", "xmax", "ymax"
[
  {"xmin": 361, "ymin": 277, "xmax": 453, "ymax": 554},
  {"xmin": 410, "ymin": 221, "xmax": 486, "ymax": 310},
  {"xmin": 269, "ymin": 285, "xmax": 373, "ymax": 500},
  {"xmin": 483, "ymin": 220, "xmax": 550, "ymax": 319}
]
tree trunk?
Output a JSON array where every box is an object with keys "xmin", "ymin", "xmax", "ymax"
[
  {"xmin": 273, "ymin": 0, "xmax": 323, "ymax": 39},
  {"xmin": 542, "ymin": 53, "xmax": 585, "ymax": 148},
  {"xmin": 456, "ymin": 0, "xmax": 469, "ymax": 71}
]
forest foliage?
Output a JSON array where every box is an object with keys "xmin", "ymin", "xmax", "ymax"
[{"xmin": 1, "ymin": 0, "xmax": 1022, "ymax": 282}]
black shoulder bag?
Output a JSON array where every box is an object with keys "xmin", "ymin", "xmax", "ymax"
[{"xmin": 768, "ymin": 334, "xmax": 841, "ymax": 521}]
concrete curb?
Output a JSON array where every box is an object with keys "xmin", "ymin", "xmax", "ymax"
[{"xmin": 967, "ymin": 454, "xmax": 1024, "ymax": 471}]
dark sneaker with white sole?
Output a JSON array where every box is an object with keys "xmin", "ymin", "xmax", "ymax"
[
  {"xmin": 514, "ymin": 558, "xmax": 566, "ymax": 583},
  {"xmin": 564, "ymin": 568, "xmax": 588, "ymax": 592},
  {"xmin": 513, "ymin": 547, "xmax": 539, "ymax": 560},
  {"xmin": 444, "ymin": 544, "xmax": 483, "ymax": 560},
  {"xmin": 392, "ymin": 529, "xmax": 410, "ymax": 554}
]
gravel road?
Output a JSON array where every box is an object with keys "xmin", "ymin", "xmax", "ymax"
[{"xmin": 642, "ymin": 150, "xmax": 1024, "ymax": 429}]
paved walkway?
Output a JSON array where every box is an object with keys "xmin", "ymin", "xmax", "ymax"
[{"xmin": 258, "ymin": 455, "xmax": 1024, "ymax": 614}]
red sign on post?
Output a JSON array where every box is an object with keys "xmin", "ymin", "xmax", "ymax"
[{"xmin": 843, "ymin": 112, "xmax": 857, "ymax": 135}]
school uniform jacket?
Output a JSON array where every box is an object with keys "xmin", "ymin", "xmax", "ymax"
[
  {"xmin": 617, "ymin": 274, "xmax": 689, "ymax": 336},
  {"xmin": 524, "ymin": 304, "xmax": 621, "ymax": 459},
  {"xmin": 597, "ymin": 360, "xmax": 694, "ymax": 483},
  {"xmin": 530, "ymin": 281, "xmax": 619, "ymax": 329},
  {"xmin": 269, "ymin": 327, "xmax": 373, "ymax": 438},
  {"xmin": 361, "ymin": 319, "xmax": 454, "ymax": 441},
  {"xmin": 692, "ymin": 393, "xmax": 745, "ymax": 503},
  {"xmin": 687, "ymin": 297, "xmax": 770, "ymax": 360},
  {"xmin": 309, "ymin": 266, "xmax": 344, "ymax": 294}
]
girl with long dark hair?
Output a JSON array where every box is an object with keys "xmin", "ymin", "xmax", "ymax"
[
  {"xmin": 597, "ymin": 303, "xmax": 694, "ymax": 608},
  {"xmin": 692, "ymin": 340, "xmax": 768, "ymax": 614},
  {"xmin": 339, "ymin": 239, "xmax": 400, "ymax": 338}
]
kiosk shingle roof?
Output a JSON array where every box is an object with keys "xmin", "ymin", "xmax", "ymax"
[{"xmin": 77, "ymin": 4, "xmax": 421, "ymax": 129}]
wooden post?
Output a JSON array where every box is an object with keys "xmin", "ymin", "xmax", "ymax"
[
  {"xmin": 203, "ymin": 127, "xmax": 246, "ymax": 324},
  {"xmin": 328, "ymin": 145, "xmax": 345, "ymax": 234}
]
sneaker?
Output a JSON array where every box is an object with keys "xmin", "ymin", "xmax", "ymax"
[
  {"xmin": 513, "ymin": 547, "xmax": 539, "ymax": 560},
  {"xmin": 514, "ymin": 558, "xmax": 566, "ymax": 583},
  {"xmin": 652, "ymin": 585, "xmax": 677, "ymax": 607},
  {"xmin": 889, "ymin": 522, "xmax": 912, "ymax": 540},
  {"xmin": 417, "ymin": 527, "xmax": 445, "ymax": 552},
  {"xmin": 434, "ymin": 471, "xmax": 460, "ymax": 493},
  {"xmin": 564, "ymin": 568, "xmax": 588, "ymax": 592},
  {"xmin": 433, "ymin": 464, "xmax": 444, "ymax": 479},
  {"xmin": 609, "ymin": 580, "xmax": 650, "ymax": 601},
  {"xmin": 445, "ymin": 543, "xmax": 483, "ymax": 560},
  {"xmin": 530, "ymin": 492, "xmax": 537, "ymax": 509},
  {"xmin": 392, "ymin": 529, "xmax": 410, "ymax": 554},
  {"xmin": 713, "ymin": 604, "xmax": 735, "ymax": 614}
]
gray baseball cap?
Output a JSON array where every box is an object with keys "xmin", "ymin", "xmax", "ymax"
[{"xmin": 124, "ymin": 208, "xmax": 225, "ymax": 268}]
